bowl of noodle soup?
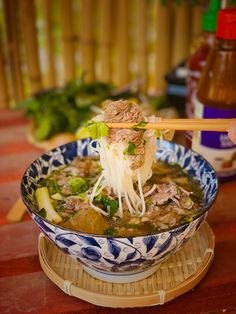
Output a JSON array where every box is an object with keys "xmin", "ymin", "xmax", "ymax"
[{"xmin": 21, "ymin": 137, "xmax": 218, "ymax": 283}]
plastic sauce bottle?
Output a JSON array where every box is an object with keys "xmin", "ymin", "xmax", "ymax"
[
  {"xmin": 192, "ymin": 9, "xmax": 236, "ymax": 181},
  {"xmin": 185, "ymin": 0, "xmax": 220, "ymax": 147}
]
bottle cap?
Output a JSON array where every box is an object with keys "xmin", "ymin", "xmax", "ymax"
[
  {"xmin": 216, "ymin": 9, "xmax": 236, "ymax": 40},
  {"xmin": 202, "ymin": 0, "xmax": 221, "ymax": 32}
]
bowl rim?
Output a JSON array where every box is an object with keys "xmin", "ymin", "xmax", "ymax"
[{"xmin": 20, "ymin": 139, "xmax": 219, "ymax": 238}]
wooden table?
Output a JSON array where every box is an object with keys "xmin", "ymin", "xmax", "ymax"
[{"xmin": 1, "ymin": 109, "xmax": 236, "ymax": 314}]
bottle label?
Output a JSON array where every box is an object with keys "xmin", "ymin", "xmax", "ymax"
[
  {"xmin": 192, "ymin": 98, "xmax": 236, "ymax": 180},
  {"xmin": 186, "ymin": 69, "xmax": 201, "ymax": 119}
]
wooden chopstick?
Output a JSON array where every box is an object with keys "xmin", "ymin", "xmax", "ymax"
[
  {"xmin": 106, "ymin": 118, "xmax": 236, "ymax": 132},
  {"xmin": 7, "ymin": 197, "xmax": 26, "ymax": 223}
]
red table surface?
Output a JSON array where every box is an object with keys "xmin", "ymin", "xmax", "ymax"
[{"xmin": 0, "ymin": 109, "xmax": 236, "ymax": 314}]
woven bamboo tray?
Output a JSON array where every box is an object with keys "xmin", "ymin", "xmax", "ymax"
[{"xmin": 38, "ymin": 222, "xmax": 215, "ymax": 308}]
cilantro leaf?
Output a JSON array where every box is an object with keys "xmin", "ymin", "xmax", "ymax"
[
  {"xmin": 123, "ymin": 141, "xmax": 137, "ymax": 155},
  {"xmin": 86, "ymin": 121, "xmax": 109, "ymax": 139},
  {"xmin": 101, "ymin": 197, "xmax": 119, "ymax": 216}
]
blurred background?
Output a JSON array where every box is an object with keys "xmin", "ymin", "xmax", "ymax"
[{"xmin": 0, "ymin": 0, "xmax": 235, "ymax": 146}]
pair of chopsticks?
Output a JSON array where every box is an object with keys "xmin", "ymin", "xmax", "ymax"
[{"xmin": 106, "ymin": 118, "xmax": 236, "ymax": 132}]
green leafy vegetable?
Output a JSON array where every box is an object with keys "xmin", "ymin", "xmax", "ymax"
[
  {"xmin": 48, "ymin": 179, "xmax": 60, "ymax": 195},
  {"xmin": 102, "ymin": 197, "xmax": 119, "ymax": 216},
  {"xmin": 93, "ymin": 194, "xmax": 119, "ymax": 216},
  {"xmin": 86, "ymin": 121, "xmax": 109, "ymax": 140},
  {"xmin": 16, "ymin": 79, "xmax": 121, "ymax": 141},
  {"xmin": 123, "ymin": 141, "xmax": 137, "ymax": 155},
  {"xmin": 131, "ymin": 121, "xmax": 148, "ymax": 129},
  {"xmin": 38, "ymin": 208, "xmax": 46, "ymax": 219},
  {"xmin": 39, "ymin": 179, "xmax": 60, "ymax": 195},
  {"xmin": 77, "ymin": 193, "xmax": 86, "ymax": 201},
  {"xmin": 69, "ymin": 177, "xmax": 88, "ymax": 194}
]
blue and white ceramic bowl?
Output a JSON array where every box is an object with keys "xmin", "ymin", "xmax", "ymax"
[{"xmin": 21, "ymin": 139, "xmax": 218, "ymax": 283}]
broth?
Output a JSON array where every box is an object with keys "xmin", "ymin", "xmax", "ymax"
[{"xmin": 35, "ymin": 156, "xmax": 204, "ymax": 236}]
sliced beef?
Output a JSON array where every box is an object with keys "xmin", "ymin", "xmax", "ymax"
[
  {"xmin": 150, "ymin": 182, "xmax": 180, "ymax": 206},
  {"xmin": 104, "ymin": 100, "xmax": 145, "ymax": 169},
  {"xmin": 65, "ymin": 196, "xmax": 90, "ymax": 212},
  {"xmin": 104, "ymin": 99, "xmax": 143, "ymax": 124}
]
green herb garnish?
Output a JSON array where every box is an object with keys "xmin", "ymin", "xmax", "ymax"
[
  {"xmin": 93, "ymin": 194, "xmax": 119, "ymax": 216},
  {"xmin": 77, "ymin": 193, "xmax": 86, "ymax": 201},
  {"xmin": 39, "ymin": 179, "xmax": 60, "ymax": 195},
  {"xmin": 123, "ymin": 141, "xmax": 137, "ymax": 155},
  {"xmin": 48, "ymin": 179, "xmax": 60, "ymax": 195},
  {"xmin": 86, "ymin": 121, "xmax": 109, "ymax": 139},
  {"xmin": 69, "ymin": 177, "xmax": 88, "ymax": 194},
  {"xmin": 131, "ymin": 121, "xmax": 148, "ymax": 129},
  {"xmin": 38, "ymin": 208, "xmax": 46, "ymax": 218},
  {"xmin": 101, "ymin": 197, "xmax": 119, "ymax": 216}
]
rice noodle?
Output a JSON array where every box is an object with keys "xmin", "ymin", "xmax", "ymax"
[
  {"xmin": 89, "ymin": 101, "xmax": 162, "ymax": 217},
  {"xmin": 89, "ymin": 173, "xmax": 108, "ymax": 216},
  {"xmin": 144, "ymin": 184, "xmax": 157, "ymax": 197},
  {"xmin": 137, "ymin": 170, "xmax": 146, "ymax": 216},
  {"xmin": 90, "ymin": 127, "xmax": 157, "ymax": 217}
]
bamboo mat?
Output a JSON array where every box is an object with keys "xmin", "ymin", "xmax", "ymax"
[{"xmin": 38, "ymin": 222, "xmax": 214, "ymax": 308}]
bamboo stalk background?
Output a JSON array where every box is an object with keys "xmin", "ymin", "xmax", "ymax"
[
  {"xmin": 171, "ymin": 2, "xmax": 191, "ymax": 67},
  {"xmin": 0, "ymin": 31, "xmax": 9, "ymax": 108},
  {"xmin": 3, "ymin": 0, "xmax": 25, "ymax": 103},
  {"xmin": 19, "ymin": 0, "xmax": 42, "ymax": 94},
  {"xmin": 137, "ymin": 0, "xmax": 148, "ymax": 92},
  {"xmin": 191, "ymin": 6, "xmax": 202, "ymax": 40},
  {"xmin": 41, "ymin": 0, "xmax": 56, "ymax": 87},
  {"xmin": 60, "ymin": 0, "xmax": 76, "ymax": 82},
  {"xmin": 80, "ymin": 0, "xmax": 95, "ymax": 82},
  {"xmin": 98, "ymin": 0, "xmax": 112, "ymax": 82},
  {"xmin": 116, "ymin": 0, "xmax": 129, "ymax": 86},
  {"xmin": 189, "ymin": 6, "xmax": 202, "ymax": 53},
  {"xmin": 0, "ymin": 0, "xmax": 204, "ymax": 107},
  {"xmin": 155, "ymin": 1, "xmax": 171, "ymax": 94}
]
